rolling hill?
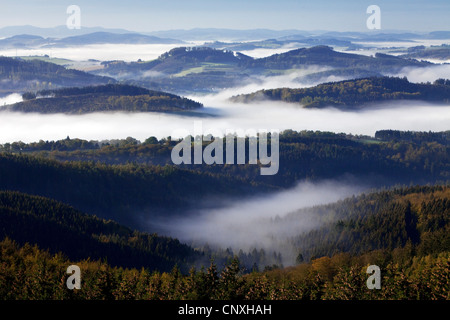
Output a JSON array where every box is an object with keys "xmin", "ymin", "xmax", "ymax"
[
  {"xmin": 92, "ymin": 45, "xmax": 433, "ymax": 94},
  {"xmin": 3, "ymin": 83, "xmax": 203, "ymax": 114},
  {"xmin": 0, "ymin": 56, "xmax": 114, "ymax": 94},
  {"xmin": 0, "ymin": 149, "xmax": 275, "ymax": 228},
  {"xmin": 0, "ymin": 184, "xmax": 449, "ymax": 300},
  {"xmin": 242, "ymin": 45, "xmax": 429, "ymax": 72},
  {"xmin": 401, "ymin": 44, "xmax": 450, "ymax": 61},
  {"xmin": 0, "ymin": 190, "xmax": 202, "ymax": 272},
  {"xmin": 50, "ymin": 32, "xmax": 183, "ymax": 46},
  {"xmin": 231, "ymin": 76, "xmax": 450, "ymax": 108},
  {"xmin": 1, "ymin": 129, "xmax": 449, "ymax": 230},
  {"xmin": 0, "ymin": 32, "xmax": 183, "ymax": 49},
  {"xmin": 99, "ymin": 46, "xmax": 252, "ymax": 75}
]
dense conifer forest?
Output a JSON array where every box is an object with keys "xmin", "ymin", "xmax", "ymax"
[{"xmin": 0, "ymin": 185, "xmax": 448, "ymax": 300}]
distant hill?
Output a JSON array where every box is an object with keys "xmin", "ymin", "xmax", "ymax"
[
  {"xmin": 95, "ymin": 47, "xmax": 255, "ymax": 93},
  {"xmin": 1, "ymin": 26, "xmax": 446, "ymax": 42},
  {"xmin": 0, "ymin": 56, "xmax": 114, "ymax": 94},
  {"xmin": 0, "ymin": 25, "xmax": 136, "ymax": 38},
  {"xmin": 242, "ymin": 46, "xmax": 429, "ymax": 72},
  {"xmin": 93, "ymin": 46, "xmax": 432, "ymax": 94},
  {"xmin": 155, "ymin": 46, "xmax": 252, "ymax": 69},
  {"xmin": 145, "ymin": 28, "xmax": 450, "ymax": 42},
  {"xmin": 231, "ymin": 76, "xmax": 450, "ymax": 109},
  {"xmin": 401, "ymin": 44, "xmax": 450, "ymax": 61},
  {"xmin": 202, "ymin": 38, "xmax": 363, "ymax": 53},
  {"xmin": 146, "ymin": 28, "xmax": 308, "ymax": 41},
  {"xmin": 0, "ymin": 32, "xmax": 183, "ymax": 49},
  {"xmin": 100, "ymin": 46, "xmax": 252, "ymax": 74},
  {"xmin": 100, "ymin": 45, "xmax": 429, "ymax": 76},
  {"xmin": 295, "ymin": 68, "xmax": 382, "ymax": 84},
  {"xmin": 49, "ymin": 32, "xmax": 183, "ymax": 46},
  {"xmin": 426, "ymin": 31, "xmax": 450, "ymax": 39},
  {"xmin": 0, "ymin": 34, "xmax": 48, "ymax": 48},
  {"xmin": 3, "ymin": 83, "xmax": 203, "ymax": 114}
]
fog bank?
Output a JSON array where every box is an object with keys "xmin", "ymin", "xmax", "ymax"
[
  {"xmin": 1, "ymin": 98, "xmax": 449, "ymax": 144},
  {"xmin": 392, "ymin": 64, "xmax": 450, "ymax": 83},
  {"xmin": 0, "ymin": 93, "xmax": 23, "ymax": 106},
  {"xmin": 150, "ymin": 179, "xmax": 366, "ymax": 266},
  {"xmin": 0, "ymin": 43, "xmax": 186, "ymax": 62}
]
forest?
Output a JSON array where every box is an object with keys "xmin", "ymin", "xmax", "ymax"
[
  {"xmin": 0, "ymin": 129, "xmax": 449, "ymax": 228},
  {"xmin": 4, "ymin": 84, "xmax": 203, "ymax": 114},
  {"xmin": 0, "ymin": 56, "xmax": 113, "ymax": 93},
  {"xmin": 231, "ymin": 76, "xmax": 450, "ymax": 108},
  {"xmin": 0, "ymin": 191, "xmax": 202, "ymax": 273},
  {"xmin": 96, "ymin": 45, "xmax": 430, "ymax": 78},
  {"xmin": 0, "ymin": 4, "xmax": 449, "ymax": 306},
  {"xmin": 0, "ymin": 185, "xmax": 448, "ymax": 300},
  {"xmin": 0, "ymin": 55, "xmax": 449, "ymax": 299},
  {"xmin": 93, "ymin": 46, "xmax": 432, "ymax": 94},
  {"xmin": 241, "ymin": 46, "xmax": 429, "ymax": 71},
  {"xmin": 401, "ymin": 44, "xmax": 450, "ymax": 60}
]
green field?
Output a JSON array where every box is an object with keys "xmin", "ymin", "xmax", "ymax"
[
  {"xmin": 19, "ymin": 56, "xmax": 74, "ymax": 66},
  {"xmin": 173, "ymin": 62, "xmax": 236, "ymax": 77}
]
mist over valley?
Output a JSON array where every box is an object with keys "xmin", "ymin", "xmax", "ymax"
[{"xmin": 0, "ymin": 16, "xmax": 449, "ymax": 302}]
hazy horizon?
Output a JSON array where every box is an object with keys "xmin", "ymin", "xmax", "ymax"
[{"xmin": 1, "ymin": 1, "xmax": 449, "ymax": 33}]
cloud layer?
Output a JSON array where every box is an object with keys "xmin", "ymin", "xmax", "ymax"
[{"xmin": 1, "ymin": 98, "xmax": 449, "ymax": 144}]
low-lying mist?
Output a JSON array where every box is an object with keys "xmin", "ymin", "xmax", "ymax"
[
  {"xmin": 0, "ymin": 93, "xmax": 23, "ymax": 106},
  {"xmin": 392, "ymin": 64, "xmax": 450, "ymax": 84},
  {"xmin": 0, "ymin": 41, "xmax": 296, "ymax": 63},
  {"xmin": 0, "ymin": 43, "xmax": 186, "ymax": 62},
  {"xmin": 149, "ymin": 179, "xmax": 367, "ymax": 267},
  {"xmin": 239, "ymin": 43, "xmax": 303, "ymax": 58},
  {"xmin": 1, "ymin": 98, "xmax": 449, "ymax": 144},
  {"xmin": 1, "ymin": 63, "xmax": 449, "ymax": 144}
]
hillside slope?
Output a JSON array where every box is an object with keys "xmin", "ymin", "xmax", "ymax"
[
  {"xmin": 3, "ymin": 84, "xmax": 203, "ymax": 114},
  {"xmin": 92, "ymin": 46, "xmax": 432, "ymax": 94},
  {"xmin": 0, "ymin": 56, "xmax": 114, "ymax": 94},
  {"xmin": 0, "ymin": 191, "xmax": 201, "ymax": 272},
  {"xmin": 0, "ymin": 185, "xmax": 449, "ymax": 300},
  {"xmin": 231, "ymin": 76, "xmax": 450, "ymax": 108}
]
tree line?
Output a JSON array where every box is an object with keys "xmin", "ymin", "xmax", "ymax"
[
  {"xmin": 1, "ymin": 129, "xmax": 449, "ymax": 227},
  {"xmin": 9, "ymin": 84, "xmax": 203, "ymax": 114},
  {"xmin": 231, "ymin": 76, "xmax": 450, "ymax": 108},
  {"xmin": 0, "ymin": 238, "xmax": 447, "ymax": 300}
]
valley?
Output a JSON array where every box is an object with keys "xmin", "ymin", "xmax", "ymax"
[{"xmin": 0, "ymin": 18, "xmax": 449, "ymax": 303}]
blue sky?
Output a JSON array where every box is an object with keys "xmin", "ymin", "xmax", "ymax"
[{"xmin": 0, "ymin": 0, "xmax": 449, "ymax": 32}]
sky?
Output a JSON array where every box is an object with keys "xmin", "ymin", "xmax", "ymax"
[{"xmin": 0, "ymin": 0, "xmax": 449, "ymax": 32}]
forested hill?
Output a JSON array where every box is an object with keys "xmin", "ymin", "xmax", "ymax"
[
  {"xmin": 99, "ymin": 46, "xmax": 253, "ymax": 75},
  {"xmin": 1, "ymin": 129, "xmax": 449, "ymax": 229},
  {"xmin": 231, "ymin": 76, "xmax": 450, "ymax": 108},
  {"xmin": 242, "ymin": 45, "xmax": 429, "ymax": 71},
  {"xmin": 0, "ymin": 56, "xmax": 114, "ymax": 94},
  {"xmin": 256, "ymin": 46, "xmax": 430, "ymax": 72},
  {"xmin": 284, "ymin": 184, "xmax": 450, "ymax": 263},
  {"xmin": 0, "ymin": 151, "xmax": 274, "ymax": 227},
  {"xmin": 0, "ymin": 185, "xmax": 449, "ymax": 300},
  {"xmin": 3, "ymin": 84, "xmax": 203, "ymax": 114},
  {"xmin": 0, "ymin": 191, "xmax": 202, "ymax": 272},
  {"xmin": 92, "ymin": 46, "xmax": 432, "ymax": 95},
  {"xmin": 400, "ymin": 44, "xmax": 450, "ymax": 61},
  {"xmin": 97, "ymin": 45, "xmax": 429, "ymax": 77}
]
